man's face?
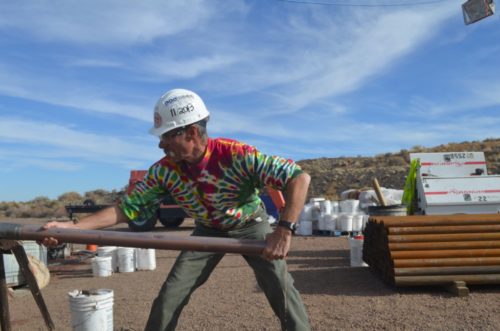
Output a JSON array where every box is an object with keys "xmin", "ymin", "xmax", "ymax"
[{"xmin": 158, "ymin": 126, "xmax": 195, "ymax": 163}]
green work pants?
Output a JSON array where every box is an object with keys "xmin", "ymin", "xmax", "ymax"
[{"xmin": 144, "ymin": 220, "xmax": 310, "ymax": 331}]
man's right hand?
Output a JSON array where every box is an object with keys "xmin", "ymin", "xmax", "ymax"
[{"xmin": 40, "ymin": 220, "xmax": 76, "ymax": 247}]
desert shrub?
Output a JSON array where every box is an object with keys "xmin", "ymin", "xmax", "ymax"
[
  {"xmin": 30, "ymin": 205, "xmax": 55, "ymax": 218},
  {"xmin": 387, "ymin": 156, "xmax": 407, "ymax": 166},
  {"xmin": 58, "ymin": 192, "xmax": 83, "ymax": 203},
  {"xmin": 84, "ymin": 189, "xmax": 111, "ymax": 204}
]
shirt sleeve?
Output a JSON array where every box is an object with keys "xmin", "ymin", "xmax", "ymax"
[
  {"xmin": 119, "ymin": 166, "xmax": 167, "ymax": 223},
  {"xmin": 243, "ymin": 146, "xmax": 303, "ymax": 191}
]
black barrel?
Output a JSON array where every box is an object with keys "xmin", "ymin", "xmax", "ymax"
[{"xmin": 367, "ymin": 204, "xmax": 408, "ymax": 216}]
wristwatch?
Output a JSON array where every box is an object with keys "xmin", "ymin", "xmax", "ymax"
[{"xmin": 277, "ymin": 220, "xmax": 298, "ymax": 234}]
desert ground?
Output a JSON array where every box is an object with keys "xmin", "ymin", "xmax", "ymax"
[{"xmin": 1, "ymin": 218, "xmax": 499, "ymax": 331}]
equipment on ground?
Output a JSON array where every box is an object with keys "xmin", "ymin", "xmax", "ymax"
[
  {"xmin": 364, "ymin": 213, "xmax": 500, "ymax": 293},
  {"xmin": 410, "ymin": 152, "xmax": 500, "ymax": 215},
  {"xmin": 65, "ymin": 199, "xmax": 112, "ymax": 220}
]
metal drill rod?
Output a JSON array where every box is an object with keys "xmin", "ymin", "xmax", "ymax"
[
  {"xmin": 371, "ymin": 213, "xmax": 500, "ymax": 227},
  {"xmin": 0, "ymin": 223, "xmax": 266, "ymax": 255},
  {"xmin": 388, "ymin": 232, "xmax": 500, "ymax": 243}
]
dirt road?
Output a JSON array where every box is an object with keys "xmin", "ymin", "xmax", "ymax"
[{"xmin": 2, "ymin": 218, "xmax": 499, "ymax": 330}]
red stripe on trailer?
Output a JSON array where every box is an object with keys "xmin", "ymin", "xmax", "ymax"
[
  {"xmin": 420, "ymin": 161, "xmax": 486, "ymax": 166},
  {"xmin": 425, "ymin": 190, "xmax": 500, "ymax": 195}
]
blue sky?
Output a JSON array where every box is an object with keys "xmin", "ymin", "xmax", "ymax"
[{"xmin": 0, "ymin": 0, "xmax": 499, "ymax": 202}]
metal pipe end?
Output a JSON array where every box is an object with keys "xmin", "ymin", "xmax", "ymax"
[{"xmin": 0, "ymin": 223, "xmax": 23, "ymax": 240}]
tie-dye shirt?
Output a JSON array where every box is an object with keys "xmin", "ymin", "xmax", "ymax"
[{"xmin": 119, "ymin": 137, "xmax": 303, "ymax": 230}]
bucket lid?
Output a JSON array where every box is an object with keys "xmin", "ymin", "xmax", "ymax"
[{"xmin": 68, "ymin": 289, "xmax": 113, "ymax": 299}]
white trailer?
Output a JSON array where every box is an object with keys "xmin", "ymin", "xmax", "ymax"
[{"xmin": 410, "ymin": 152, "xmax": 500, "ymax": 215}]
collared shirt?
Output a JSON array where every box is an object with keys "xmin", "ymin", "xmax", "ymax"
[{"xmin": 119, "ymin": 137, "xmax": 302, "ymax": 230}]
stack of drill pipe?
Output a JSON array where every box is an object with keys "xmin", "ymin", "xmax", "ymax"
[{"xmin": 363, "ymin": 214, "xmax": 500, "ymax": 286}]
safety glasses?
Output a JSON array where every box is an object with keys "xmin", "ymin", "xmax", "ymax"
[{"xmin": 160, "ymin": 127, "xmax": 186, "ymax": 141}]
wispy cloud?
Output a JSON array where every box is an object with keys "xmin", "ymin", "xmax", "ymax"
[
  {"xmin": 142, "ymin": 54, "xmax": 242, "ymax": 80},
  {"xmin": 68, "ymin": 59, "xmax": 123, "ymax": 68},
  {"xmin": 0, "ymin": 1, "xmax": 457, "ymax": 123},
  {"xmin": 405, "ymin": 76, "xmax": 500, "ymax": 118},
  {"xmin": 0, "ymin": 1, "xmax": 222, "ymax": 45},
  {"xmin": 140, "ymin": 2, "xmax": 458, "ymax": 116},
  {"xmin": 0, "ymin": 117, "xmax": 160, "ymax": 170},
  {"xmin": 0, "ymin": 152, "xmax": 82, "ymax": 172},
  {"xmin": 0, "ymin": 66, "xmax": 150, "ymax": 121},
  {"xmin": 270, "ymin": 4, "xmax": 457, "ymax": 111}
]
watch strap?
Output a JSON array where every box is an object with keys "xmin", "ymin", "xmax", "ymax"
[{"xmin": 277, "ymin": 220, "xmax": 297, "ymax": 233}]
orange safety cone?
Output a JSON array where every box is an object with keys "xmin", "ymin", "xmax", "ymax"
[{"xmin": 86, "ymin": 244, "xmax": 98, "ymax": 252}]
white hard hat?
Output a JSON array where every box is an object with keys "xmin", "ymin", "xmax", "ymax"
[{"xmin": 149, "ymin": 88, "xmax": 210, "ymax": 137}]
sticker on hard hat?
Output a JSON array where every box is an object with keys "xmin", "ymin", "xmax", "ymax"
[
  {"xmin": 163, "ymin": 94, "xmax": 195, "ymax": 106},
  {"xmin": 154, "ymin": 112, "xmax": 162, "ymax": 128},
  {"xmin": 170, "ymin": 104, "xmax": 194, "ymax": 117}
]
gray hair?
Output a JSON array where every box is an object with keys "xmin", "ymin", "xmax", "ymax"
[{"xmin": 192, "ymin": 117, "xmax": 209, "ymax": 142}]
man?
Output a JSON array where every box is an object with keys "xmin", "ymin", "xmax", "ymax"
[{"xmin": 42, "ymin": 88, "xmax": 311, "ymax": 331}]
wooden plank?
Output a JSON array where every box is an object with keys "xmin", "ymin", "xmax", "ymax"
[
  {"xmin": 12, "ymin": 246, "xmax": 55, "ymax": 330},
  {"xmin": 395, "ymin": 274, "xmax": 500, "ymax": 286},
  {"xmin": 445, "ymin": 281, "xmax": 469, "ymax": 297},
  {"xmin": 0, "ymin": 251, "xmax": 11, "ymax": 331}
]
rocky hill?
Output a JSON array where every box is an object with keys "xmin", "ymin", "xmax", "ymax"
[{"xmin": 297, "ymin": 138, "xmax": 500, "ymax": 200}]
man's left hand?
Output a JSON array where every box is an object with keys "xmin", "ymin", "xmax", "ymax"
[{"xmin": 263, "ymin": 226, "xmax": 292, "ymax": 260}]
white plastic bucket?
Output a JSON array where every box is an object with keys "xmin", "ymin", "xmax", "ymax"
[
  {"xmin": 349, "ymin": 236, "xmax": 368, "ymax": 267},
  {"xmin": 68, "ymin": 289, "xmax": 114, "ymax": 331},
  {"xmin": 136, "ymin": 249, "xmax": 156, "ymax": 271},
  {"xmin": 299, "ymin": 204, "xmax": 313, "ymax": 222},
  {"xmin": 320, "ymin": 200, "xmax": 332, "ymax": 215},
  {"xmin": 97, "ymin": 246, "xmax": 118, "ymax": 272},
  {"xmin": 352, "ymin": 214, "xmax": 364, "ymax": 232},
  {"xmin": 323, "ymin": 214, "xmax": 336, "ymax": 232},
  {"xmin": 297, "ymin": 221, "xmax": 313, "ymax": 236},
  {"xmin": 318, "ymin": 215, "xmax": 326, "ymax": 231},
  {"xmin": 309, "ymin": 198, "xmax": 323, "ymax": 220},
  {"xmin": 117, "ymin": 247, "xmax": 135, "ymax": 273},
  {"xmin": 338, "ymin": 214, "xmax": 353, "ymax": 232},
  {"xmin": 91, "ymin": 256, "xmax": 113, "ymax": 277},
  {"xmin": 340, "ymin": 199, "xmax": 359, "ymax": 213},
  {"xmin": 331, "ymin": 201, "xmax": 339, "ymax": 214}
]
